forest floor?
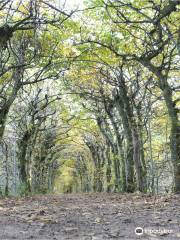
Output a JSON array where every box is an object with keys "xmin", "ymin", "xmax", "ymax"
[{"xmin": 0, "ymin": 193, "xmax": 179, "ymax": 240}]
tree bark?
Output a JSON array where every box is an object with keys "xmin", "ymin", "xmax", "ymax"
[
  {"xmin": 161, "ymin": 79, "xmax": 180, "ymax": 192},
  {"xmin": 18, "ymin": 131, "xmax": 31, "ymax": 194},
  {"xmin": 114, "ymin": 75, "xmax": 147, "ymax": 192}
]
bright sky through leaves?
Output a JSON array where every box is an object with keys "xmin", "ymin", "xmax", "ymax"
[{"xmin": 57, "ymin": 0, "xmax": 84, "ymax": 10}]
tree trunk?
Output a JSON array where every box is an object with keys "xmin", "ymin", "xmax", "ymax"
[
  {"xmin": 0, "ymin": 107, "xmax": 9, "ymax": 140},
  {"xmin": 97, "ymin": 116, "xmax": 122, "ymax": 192},
  {"xmin": 162, "ymin": 80, "xmax": 180, "ymax": 192},
  {"xmin": 4, "ymin": 142, "xmax": 9, "ymax": 196},
  {"xmin": 105, "ymin": 143, "xmax": 112, "ymax": 192},
  {"xmin": 103, "ymin": 105, "xmax": 127, "ymax": 191},
  {"xmin": 114, "ymin": 76, "xmax": 147, "ymax": 192},
  {"xmin": 18, "ymin": 131, "xmax": 31, "ymax": 194},
  {"xmin": 132, "ymin": 127, "xmax": 147, "ymax": 192},
  {"xmin": 114, "ymin": 95, "xmax": 135, "ymax": 192},
  {"xmin": 0, "ymin": 74, "xmax": 21, "ymax": 140}
]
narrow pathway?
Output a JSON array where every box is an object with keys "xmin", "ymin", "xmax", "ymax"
[{"xmin": 0, "ymin": 194, "xmax": 179, "ymax": 239}]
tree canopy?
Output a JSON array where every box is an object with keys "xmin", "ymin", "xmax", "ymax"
[{"xmin": 0, "ymin": 0, "xmax": 179, "ymax": 196}]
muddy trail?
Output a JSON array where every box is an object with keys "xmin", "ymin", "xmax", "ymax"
[{"xmin": 0, "ymin": 193, "xmax": 179, "ymax": 240}]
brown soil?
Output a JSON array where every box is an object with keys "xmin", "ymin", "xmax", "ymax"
[{"xmin": 0, "ymin": 193, "xmax": 179, "ymax": 240}]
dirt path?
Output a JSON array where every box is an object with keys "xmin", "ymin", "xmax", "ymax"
[{"xmin": 0, "ymin": 193, "xmax": 179, "ymax": 240}]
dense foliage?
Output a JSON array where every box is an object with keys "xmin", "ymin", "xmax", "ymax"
[{"xmin": 0, "ymin": 0, "xmax": 179, "ymax": 196}]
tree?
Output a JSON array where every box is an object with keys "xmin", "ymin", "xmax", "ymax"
[{"xmin": 75, "ymin": 0, "xmax": 180, "ymax": 192}]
